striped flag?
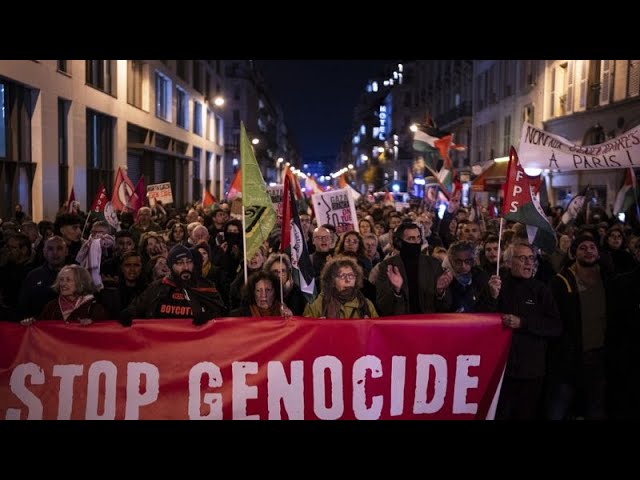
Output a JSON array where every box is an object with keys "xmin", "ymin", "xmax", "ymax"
[{"xmin": 282, "ymin": 174, "xmax": 317, "ymax": 302}]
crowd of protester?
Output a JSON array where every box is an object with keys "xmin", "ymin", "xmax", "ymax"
[{"xmin": 1, "ymin": 193, "xmax": 639, "ymax": 420}]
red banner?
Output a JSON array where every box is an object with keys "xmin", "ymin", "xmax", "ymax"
[{"xmin": 0, "ymin": 315, "xmax": 510, "ymax": 420}]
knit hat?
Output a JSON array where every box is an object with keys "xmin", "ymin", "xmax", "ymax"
[
  {"xmin": 570, "ymin": 234, "xmax": 598, "ymax": 256},
  {"xmin": 167, "ymin": 244, "xmax": 194, "ymax": 269}
]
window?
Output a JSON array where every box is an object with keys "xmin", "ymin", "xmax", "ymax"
[
  {"xmin": 215, "ymin": 154, "xmax": 223, "ymax": 200},
  {"xmin": 232, "ymin": 109, "xmax": 240, "ymax": 127},
  {"xmin": 86, "ymin": 60, "xmax": 113, "ymax": 94},
  {"xmin": 522, "ymin": 105, "xmax": 534, "ymax": 125},
  {"xmin": 57, "ymin": 60, "xmax": 70, "ymax": 74},
  {"xmin": 0, "ymin": 80, "xmax": 35, "ymax": 220},
  {"xmin": 207, "ymin": 109, "xmax": 215, "ymax": 141},
  {"xmin": 205, "ymin": 151, "xmax": 213, "ymax": 191},
  {"xmin": 155, "ymin": 71, "xmax": 172, "ymax": 121},
  {"xmin": 58, "ymin": 99, "xmax": 69, "ymax": 208},
  {"xmin": 193, "ymin": 61, "xmax": 203, "ymax": 94},
  {"xmin": 503, "ymin": 115, "xmax": 512, "ymax": 156},
  {"xmin": 127, "ymin": 60, "xmax": 143, "ymax": 109},
  {"xmin": 176, "ymin": 60, "xmax": 188, "ymax": 81},
  {"xmin": 176, "ymin": 86, "xmax": 189, "ymax": 130},
  {"xmin": 216, "ymin": 114, "xmax": 224, "ymax": 147},
  {"xmin": 193, "ymin": 101, "xmax": 202, "ymax": 136},
  {"xmin": 628, "ymin": 60, "xmax": 640, "ymax": 97},
  {"xmin": 193, "ymin": 147, "xmax": 202, "ymax": 197},
  {"xmin": 86, "ymin": 109, "xmax": 114, "ymax": 205}
]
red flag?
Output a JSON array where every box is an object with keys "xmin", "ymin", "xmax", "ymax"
[
  {"xmin": 502, "ymin": 147, "xmax": 556, "ymax": 253},
  {"xmin": 283, "ymin": 166, "xmax": 303, "ymax": 200},
  {"xmin": 90, "ymin": 183, "xmax": 108, "ymax": 214},
  {"xmin": 227, "ymin": 169, "xmax": 242, "ymax": 200},
  {"xmin": 67, "ymin": 187, "xmax": 76, "ymax": 213},
  {"xmin": 203, "ymin": 188, "xmax": 216, "ymax": 208},
  {"xmin": 130, "ymin": 176, "xmax": 146, "ymax": 215},
  {"xmin": 111, "ymin": 167, "xmax": 136, "ymax": 212}
]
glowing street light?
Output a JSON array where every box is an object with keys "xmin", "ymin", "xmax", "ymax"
[
  {"xmin": 213, "ymin": 96, "xmax": 225, "ymax": 107},
  {"xmin": 251, "ymin": 138, "xmax": 260, "ymax": 145}
]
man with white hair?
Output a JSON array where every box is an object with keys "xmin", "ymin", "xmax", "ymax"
[{"xmin": 129, "ymin": 206, "xmax": 161, "ymax": 247}]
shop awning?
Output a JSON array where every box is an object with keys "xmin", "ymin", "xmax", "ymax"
[{"xmin": 471, "ymin": 160, "xmax": 509, "ymax": 192}]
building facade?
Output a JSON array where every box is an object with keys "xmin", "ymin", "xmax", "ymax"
[{"xmin": 0, "ymin": 59, "xmax": 225, "ymax": 222}]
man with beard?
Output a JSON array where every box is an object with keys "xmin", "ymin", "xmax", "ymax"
[
  {"xmin": 119, "ymin": 244, "xmax": 226, "ymax": 326},
  {"xmin": 547, "ymin": 234, "xmax": 613, "ymax": 419},
  {"xmin": 17, "ymin": 235, "xmax": 69, "ymax": 320},
  {"xmin": 375, "ymin": 222, "xmax": 447, "ymax": 316}
]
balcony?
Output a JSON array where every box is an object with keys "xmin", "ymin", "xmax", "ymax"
[{"xmin": 435, "ymin": 101, "xmax": 472, "ymax": 127}]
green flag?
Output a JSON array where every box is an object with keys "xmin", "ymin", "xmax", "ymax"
[{"xmin": 240, "ymin": 122, "xmax": 276, "ymax": 263}]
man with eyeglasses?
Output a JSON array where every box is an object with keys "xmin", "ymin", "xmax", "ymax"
[
  {"xmin": 120, "ymin": 244, "xmax": 225, "ymax": 326},
  {"xmin": 437, "ymin": 241, "xmax": 501, "ymax": 313},
  {"xmin": 310, "ymin": 226, "xmax": 334, "ymax": 288},
  {"xmin": 494, "ymin": 242, "xmax": 561, "ymax": 420}
]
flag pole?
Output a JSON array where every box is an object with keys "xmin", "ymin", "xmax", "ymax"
[
  {"xmin": 496, "ymin": 217, "xmax": 504, "ymax": 276},
  {"xmin": 242, "ymin": 204, "xmax": 248, "ymax": 285},
  {"xmin": 279, "ymin": 252, "xmax": 284, "ymax": 311},
  {"xmin": 80, "ymin": 210, "xmax": 92, "ymax": 239}
]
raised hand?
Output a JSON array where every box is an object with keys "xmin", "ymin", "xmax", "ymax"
[{"xmin": 386, "ymin": 265, "xmax": 404, "ymax": 292}]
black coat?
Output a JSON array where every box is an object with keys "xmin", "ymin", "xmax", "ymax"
[{"xmin": 497, "ymin": 273, "xmax": 561, "ymax": 378}]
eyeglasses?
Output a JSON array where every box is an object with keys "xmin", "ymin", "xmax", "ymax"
[
  {"xmin": 314, "ymin": 235, "xmax": 331, "ymax": 241},
  {"xmin": 344, "ymin": 238, "xmax": 359, "ymax": 244},
  {"xmin": 452, "ymin": 258, "xmax": 475, "ymax": 266},
  {"xmin": 337, "ymin": 273, "xmax": 357, "ymax": 281},
  {"xmin": 514, "ymin": 255, "xmax": 536, "ymax": 263}
]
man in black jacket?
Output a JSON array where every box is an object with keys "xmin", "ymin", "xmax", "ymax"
[
  {"xmin": 495, "ymin": 242, "xmax": 561, "ymax": 420},
  {"xmin": 120, "ymin": 244, "xmax": 226, "ymax": 326}
]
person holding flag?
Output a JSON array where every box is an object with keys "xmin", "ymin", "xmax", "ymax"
[
  {"xmin": 239, "ymin": 122, "xmax": 277, "ymax": 284},
  {"xmin": 493, "ymin": 147, "xmax": 562, "ymax": 419},
  {"xmin": 281, "ymin": 170, "xmax": 317, "ymax": 303}
]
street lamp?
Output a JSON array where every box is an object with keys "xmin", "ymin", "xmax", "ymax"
[{"xmin": 213, "ymin": 96, "xmax": 225, "ymax": 107}]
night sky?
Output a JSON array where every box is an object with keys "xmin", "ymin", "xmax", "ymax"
[{"xmin": 256, "ymin": 60, "xmax": 394, "ymax": 167}]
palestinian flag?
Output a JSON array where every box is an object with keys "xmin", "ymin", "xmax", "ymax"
[
  {"xmin": 613, "ymin": 167, "xmax": 638, "ymax": 215},
  {"xmin": 502, "ymin": 147, "xmax": 556, "ymax": 253}
]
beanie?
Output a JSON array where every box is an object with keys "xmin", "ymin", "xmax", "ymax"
[
  {"xmin": 167, "ymin": 244, "xmax": 194, "ymax": 269},
  {"xmin": 570, "ymin": 234, "xmax": 598, "ymax": 256}
]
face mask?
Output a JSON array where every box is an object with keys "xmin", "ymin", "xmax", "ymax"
[
  {"xmin": 225, "ymin": 232, "xmax": 241, "ymax": 246},
  {"xmin": 399, "ymin": 240, "xmax": 421, "ymax": 257}
]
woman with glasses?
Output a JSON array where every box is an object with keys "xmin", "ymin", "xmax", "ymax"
[
  {"xmin": 304, "ymin": 256, "xmax": 378, "ymax": 319},
  {"xmin": 334, "ymin": 230, "xmax": 372, "ymax": 277}
]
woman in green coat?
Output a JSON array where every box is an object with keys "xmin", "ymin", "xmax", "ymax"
[{"xmin": 304, "ymin": 255, "xmax": 378, "ymax": 319}]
